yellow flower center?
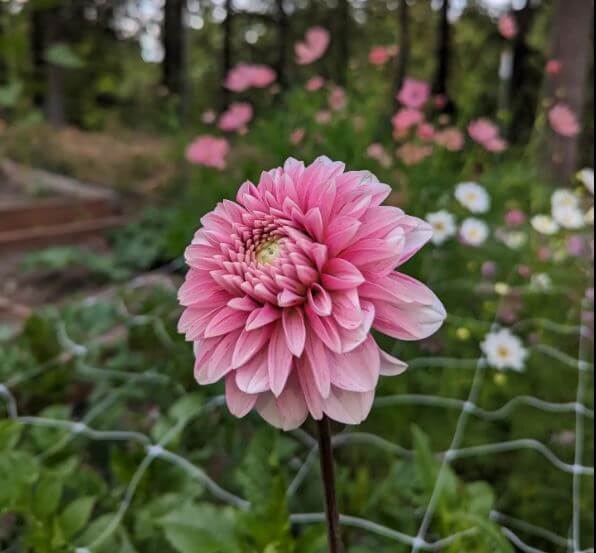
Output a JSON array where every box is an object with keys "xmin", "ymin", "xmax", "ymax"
[{"xmin": 256, "ymin": 238, "xmax": 282, "ymax": 264}]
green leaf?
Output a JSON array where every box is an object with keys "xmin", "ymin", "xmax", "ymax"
[
  {"xmin": 60, "ymin": 496, "xmax": 96, "ymax": 539},
  {"xmin": 466, "ymin": 481, "xmax": 494, "ymax": 516},
  {"xmin": 0, "ymin": 81, "xmax": 23, "ymax": 107},
  {"xmin": 0, "ymin": 451, "xmax": 40, "ymax": 508},
  {"xmin": 34, "ymin": 475, "xmax": 63, "ymax": 518},
  {"xmin": 78, "ymin": 512, "xmax": 119, "ymax": 549},
  {"xmin": 457, "ymin": 513, "xmax": 515, "ymax": 553},
  {"xmin": 45, "ymin": 43, "xmax": 84, "ymax": 69},
  {"xmin": 169, "ymin": 392, "xmax": 203, "ymax": 424},
  {"xmin": 0, "ymin": 420, "xmax": 22, "ymax": 450}
]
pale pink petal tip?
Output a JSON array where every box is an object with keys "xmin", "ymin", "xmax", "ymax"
[{"xmin": 178, "ymin": 156, "xmax": 445, "ymax": 430}]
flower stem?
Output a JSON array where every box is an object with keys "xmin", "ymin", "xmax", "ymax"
[{"xmin": 316, "ymin": 416, "xmax": 344, "ymax": 553}]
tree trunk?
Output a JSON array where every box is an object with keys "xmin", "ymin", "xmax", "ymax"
[
  {"xmin": 392, "ymin": 0, "xmax": 410, "ymax": 111},
  {"xmin": 30, "ymin": 7, "xmax": 46, "ymax": 111},
  {"xmin": 543, "ymin": 0, "xmax": 593, "ymax": 183},
  {"xmin": 274, "ymin": 0, "xmax": 288, "ymax": 93},
  {"xmin": 336, "ymin": 0, "xmax": 349, "ymax": 87},
  {"xmin": 432, "ymin": 0, "xmax": 452, "ymax": 112},
  {"xmin": 163, "ymin": 0, "xmax": 186, "ymax": 108},
  {"xmin": 220, "ymin": 0, "xmax": 233, "ymax": 110}
]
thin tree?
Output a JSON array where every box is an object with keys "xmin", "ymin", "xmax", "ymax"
[
  {"xmin": 392, "ymin": 0, "xmax": 410, "ymax": 111},
  {"xmin": 163, "ymin": 0, "xmax": 186, "ymax": 113},
  {"xmin": 431, "ymin": 0, "xmax": 454, "ymax": 113},
  {"xmin": 274, "ymin": 0, "xmax": 288, "ymax": 93},
  {"xmin": 543, "ymin": 0, "xmax": 593, "ymax": 183},
  {"xmin": 336, "ymin": 0, "xmax": 349, "ymax": 87},
  {"xmin": 221, "ymin": 0, "xmax": 234, "ymax": 110}
]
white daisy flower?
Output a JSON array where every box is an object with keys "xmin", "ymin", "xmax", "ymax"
[
  {"xmin": 531, "ymin": 214, "xmax": 559, "ymax": 235},
  {"xmin": 481, "ymin": 328, "xmax": 528, "ymax": 371},
  {"xmin": 460, "ymin": 218, "xmax": 489, "ymax": 246},
  {"xmin": 455, "ymin": 182, "xmax": 491, "ymax": 213},
  {"xmin": 426, "ymin": 210, "xmax": 457, "ymax": 245},
  {"xmin": 552, "ymin": 204, "xmax": 585, "ymax": 229},
  {"xmin": 551, "ymin": 188, "xmax": 579, "ymax": 210},
  {"xmin": 530, "ymin": 273, "xmax": 552, "ymax": 290},
  {"xmin": 577, "ymin": 168, "xmax": 594, "ymax": 195}
]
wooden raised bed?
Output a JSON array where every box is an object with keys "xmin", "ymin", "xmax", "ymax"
[{"xmin": 0, "ymin": 159, "xmax": 126, "ymax": 251}]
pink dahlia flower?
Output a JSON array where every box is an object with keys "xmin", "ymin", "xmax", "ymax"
[
  {"xmin": 305, "ymin": 76, "xmax": 325, "ymax": 91},
  {"xmin": 295, "ymin": 27, "xmax": 330, "ymax": 65},
  {"xmin": 178, "ymin": 157, "xmax": 446, "ymax": 430},
  {"xmin": 185, "ymin": 135, "xmax": 230, "ymax": 169},
  {"xmin": 397, "ymin": 78, "xmax": 430, "ymax": 110},
  {"xmin": 548, "ymin": 103, "xmax": 580, "ymax": 137},
  {"xmin": 218, "ymin": 102, "xmax": 254, "ymax": 133},
  {"xmin": 468, "ymin": 118, "xmax": 499, "ymax": 144},
  {"xmin": 368, "ymin": 46, "xmax": 391, "ymax": 66},
  {"xmin": 225, "ymin": 64, "xmax": 277, "ymax": 92}
]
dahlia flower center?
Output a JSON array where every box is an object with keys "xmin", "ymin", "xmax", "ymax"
[{"xmin": 256, "ymin": 237, "xmax": 283, "ymax": 265}]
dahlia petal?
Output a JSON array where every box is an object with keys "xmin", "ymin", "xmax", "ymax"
[
  {"xmin": 256, "ymin": 376, "xmax": 308, "ymax": 431},
  {"xmin": 341, "ymin": 232, "xmax": 405, "ymax": 275},
  {"xmin": 307, "ymin": 283, "xmax": 332, "ymax": 316},
  {"xmin": 268, "ymin": 323, "xmax": 294, "ymax": 396},
  {"xmin": 321, "ymin": 258, "xmax": 365, "ymax": 290},
  {"xmin": 322, "ymin": 386, "xmax": 374, "ymax": 425},
  {"xmin": 196, "ymin": 331, "xmax": 239, "ymax": 384},
  {"xmin": 330, "ymin": 289, "xmax": 362, "ymax": 329},
  {"xmin": 225, "ymin": 374, "xmax": 257, "ymax": 417},
  {"xmin": 228, "ymin": 295, "xmax": 259, "ymax": 312},
  {"xmin": 178, "ymin": 276, "xmax": 230, "ymax": 308},
  {"xmin": 232, "ymin": 325, "xmax": 273, "ymax": 368},
  {"xmin": 180, "ymin": 307, "xmax": 220, "ymax": 341},
  {"xmin": 235, "ymin": 350, "xmax": 269, "ymax": 393},
  {"xmin": 325, "ymin": 216, "xmax": 362, "ymax": 256},
  {"xmin": 337, "ymin": 301, "xmax": 375, "ymax": 353},
  {"xmin": 184, "ymin": 244, "xmax": 220, "ymax": 270},
  {"xmin": 204, "ymin": 306, "xmax": 248, "ymax": 338},
  {"xmin": 282, "ymin": 307, "xmax": 306, "ymax": 357},
  {"xmin": 305, "ymin": 306, "xmax": 342, "ymax": 353},
  {"xmin": 378, "ymin": 346, "xmax": 408, "ymax": 376},
  {"xmin": 304, "ymin": 334, "xmax": 331, "ymax": 398},
  {"xmin": 296, "ymin": 356, "xmax": 324, "ymax": 419},
  {"xmin": 295, "ymin": 264, "xmax": 319, "ymax": 286},
  {"xmin": 329, "ymin": 335, "xmax": 380, "ymax": 392},
  {"xmin": 245, "ymin": 304, "xmax": 281, "ymax": 330},
  {"xmin": 308, "ymin": 243, "xmax": 328, "ymax": 272},
  {"xmin": 353, "ymin": 206, "xmax": 405, "ymax": 241},
  {"xmin": 278, "ymin": 289, "xmax": 305, "ymax": 307},
  {"xmin": 395, "ymin": 215, "xmax": 433, "ymax": 265},
  {"xmin": 304, "ymin": 208, "xmax": 325, "ymax": 242}
]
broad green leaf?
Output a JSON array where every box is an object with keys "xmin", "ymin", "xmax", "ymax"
[
  {"xmin": 60, "ymin": 496, "xmax": 96, "ymax": 538},
  {"xmin": 34, "ymin": 475, "xmax": 63, "ymax": 518},
  {"xmin": 466, "ymin": 481, "xmax": 494, "ymax": 516},
  {"xmin": 45, "ymin": 43, "xmax": 84, "ymax": 69},
  {"xmin": 0, "ymin": 81, "xmax": 22, "ymax": 107},
  {"xmin": 0, "ymin": 451, "xmax": 40, "ymax": 507},
  {"xmin": 0, "ymin": 420, "xmax": 22, "ymax": 450}
]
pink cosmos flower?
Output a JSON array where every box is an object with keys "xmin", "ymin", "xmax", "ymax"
[
  {"xmin": 218, "ymin": 102, "xmax": 253, "ymax": 132},
  {"xmin": 483, "ymin": 136, "xmax": 507, "ymax": 152},
  {"xmin": 505, "ymin": 209, "xmax": 526, "ymax": 228},
  {"xmin": 391, "ymin": 108, "xmax": 424, "ymax": 136},
  {"xmin": 329, "ymin": 87, "xmax": 347, "ymax": 111},
  {"xmin": 498, "ymin": 14, "xmax": 518, "ymax": 39},
  {"xmin": 366, "ymin": 143, "xmax": 392, "ymax": 168},
  {"xmin": 546, "ymin": 59, "xmax": 562, "ymax": 75},
  {"xmin": 295, "ymin": 27, "xmax": 330, "ymax": 65},
  {"xmin": 225, "ymin": 64, "xmax": 277, "ymax": 92},
  {"xmin": 468, "ymin": 118, "xmax": 499, "ymax": 144},
  {"xmin": 434, "ymin": 128, "xmax": 464, "ymax": 151},
  {"xmin": 305, "ymin": 76, "xmax": 325, "ymax": 91},
  {"xmin": 397, "ymin": 78, "xmax": 430, "ymax": 109},
  {"xmin": 178, "ymin": 157, "xmax": 446, "ymax": 430},
  {"xmin": 397, "ymin": 144, "xmax": 433, "ymax": 166},
  {"xmin": 315, "ymin": 110, "xmax": 332, "ymax": 125},
  {"xmin": 185, "ymin": 135, "xmax": 230, "ymax": 170},
  {"xmin": 417, "ymin": 123, "xmax": 435, "ymax": 141},
  {"xmin": 290, "ymin": 128, "xmax": 305, "ymax": 145},
  {"xmin": 369, "ymin": 46, "xmax": 391, "ymax": 66},
  {"xmin": 548, "ymin": 103, "xmax": 580, "ymax": 137}
]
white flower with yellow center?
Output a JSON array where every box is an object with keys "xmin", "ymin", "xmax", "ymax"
[
  {"xmin": 577, "ymin": 168, "xmax": 594, "ymax": 195},
  {"xmin": 552, "ymin": 204, "xmax": 585, "ymax": 229},
  {"xmin": 531, "ymin": 214, "xmax": 559, "ymax": 235},
  {"xmin": 426, "ymin": 210, "xmax": 457, "ymax": 245},
  {"xmin": 481, "ymin": 328, "xmax": 528, "ymax": 371},
  {"xmin": 551, "ymin": 188, "xmax": 579, "ymax": 210},
  {"xmin": 460, "ymin": 218, "xmax": 489, "ymax": 246},
  {"xmin": 455, "ymin": 182, "xmax": 491, "ymax": 213}
]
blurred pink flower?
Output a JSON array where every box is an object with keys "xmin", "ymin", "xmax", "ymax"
[
  {"xmin": 505, "ymin": 209, "xmax": 526, "ymax": 228},
  {"xmin": 517, "ymin": 265, "xmax": 532, "ymax": 278},
  {"xmin": 329, "ymin": 87, "xmax": 347, "ymax": 111},
  {"xmin": 290, "ymin": 128, "xmax": 305, "ymax": 144},
  {"xmin": 468, "ymin": 118, "xmax": 499, "ymax": 144},
  {"xmin": 546, "ymin": 59, "xmax": 562, "ymax": 75},
  {"xmin": 397, "ymin": 78, "xmax": 430, "ymax": 109},
  {"xmin": 567, "ymin": 235, "xmax": 584, "ymax": 256},
  {"xmin": 391, "ymin": 108, "xmax": 424, "ymax": 135},
  {"xmin": 434, "ymin": 94, "xmax": 448, "ymax": 109},
  {"xmin": 225, "ymin": 64, "xmax": 277, "ymax": 92},
  {"xmin": 201, "ymin": 109, "xmax": 217, "ymax": 124},
  {"xmin": 484, "ymin": 136, "xmax": 507, "ymax": 152},
  {"xmin": 366, "ymin": 143, "xmax": 392, "ymax": 167},
  {"xmin": 218, "ymin": 102, "xmax": 253, "ymax": 132},
  {"xmin": 481, "ymin": 261, "xmax": 497, "ymax": 279},
  {"xmin": 369, "ymin": 46, "xmax": 391, "ymax": 66},
  {"xmin": 185, "ymin": 135, "xmax": 230, "ymax": 169},
  {"xmin": 178, "ymin": 156, "xmax": 445, "ymax": 429},
  {"xmin": 417, "ymin": 123, "xmax": 436, "ymax": 141},
  {"xmin": 434, "ymin": 128, "xmax": 464, "ymax": 151},
  {"xmin": 305, "ymin": 76, "xmax": 325, "ymax": 91},
  {"xmin": 315, "ymin": 110, "xmax": 332, "ymax": 125},
  {"xmin": 498, "ymin": 14, "xmax": 518, "ymax": 39},
  {"xmin": 548, "ymin": 103, "xmax": 580, "ymax": 137},
  {"xmin": 295, "ymin": 27, "xmax": 330, "ymax": 65},
  {"xmin": 397, "ymin": 143, "xmax": 433, "ymax": 165}
]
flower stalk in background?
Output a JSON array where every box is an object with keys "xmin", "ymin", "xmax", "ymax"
[{"xmin": 177, "ymin": 156, "xmax": 446, "ymax": 550}]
